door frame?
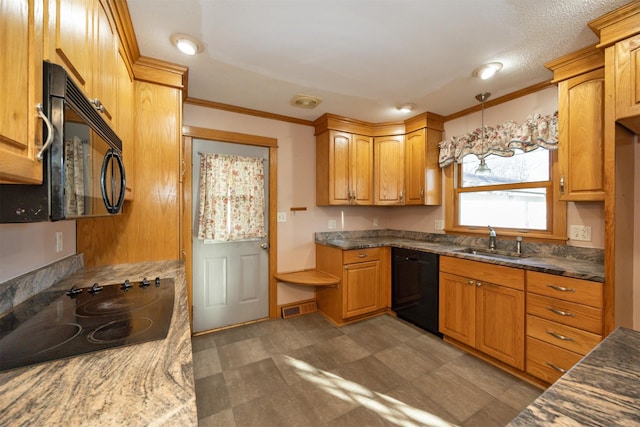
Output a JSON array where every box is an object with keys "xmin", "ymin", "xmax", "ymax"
[{"xmin": 181, "ymin": 126, "xmax": 278, "ymax": 332}]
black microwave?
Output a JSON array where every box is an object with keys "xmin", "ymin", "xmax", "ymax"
[{"xmin": 0, "ymin": 62, "xmax": 126, "ymax": 223}]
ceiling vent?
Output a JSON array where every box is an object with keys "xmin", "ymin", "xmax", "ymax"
[{"xmin": 291, "ymin": 94, "xmax": 322, "ymax": 109}]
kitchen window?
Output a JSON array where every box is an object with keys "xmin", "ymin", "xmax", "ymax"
[{"xmin": 441, "ymin": 112, "xmax": 567, "ymax": 241}]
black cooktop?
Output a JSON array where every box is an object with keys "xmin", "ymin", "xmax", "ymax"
[{"xmin": 0, "ymin": 277, "xmax": 174, "ymax": 372}]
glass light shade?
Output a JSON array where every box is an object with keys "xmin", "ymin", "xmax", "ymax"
[
  {"xmin": 473, "ymin": 62, "xmax": 503, "ymax": 80},
  {"xmin": 170, "ymin": 33, "xmax": 202, "ymax": 55}
]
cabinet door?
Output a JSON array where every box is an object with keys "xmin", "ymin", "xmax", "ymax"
[
  {"xmin": 476, "ymin": 282, "xmax": 524, "ymax": 369},
  {"xmin": 374, "ymin": 135, "xmax": 404, "ymax": 205},
  {"xmin": 615, "ymin": 34, "xmax": 640, "ymax": 128},
  {"xmin": 328, "ymin": 131, "xmax": 351, "ymax": 205},
  {"xmin": 50, "ymin": 0, "xmax": 92, "ymax": 92},
  {"xmin": 343, "ymin": 260, "xmax": 380, "ymax": 318},
  {"xmin": 558, "ymin": 68, "xmax": 604, "ymax": 201},
  {"xmin": 92, "ymin": 0, "xmax": 116, "ymax": 124},
  {"xmin": 404, "ymin": 129, "xmax": 425, "ymax": 205},
  {"xmin": 351, "ymin": 134, "xmax": 373, "ymax": 205},
  {"xmin": 0, "ymin": 0, "xmax": 44, "ymax": 184},
  {"xmin": 439, "ymin": 272, "xmax": 475, "ymax": 346}
]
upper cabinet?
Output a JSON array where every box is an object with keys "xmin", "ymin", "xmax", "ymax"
[
  {"xmin": 0, "ymin": 0, "xmax": 45, "ymax": 184},
  {"xmin": 48, "ymin": 0, "xmax": 117, "ymax": 125},
  {"xmin": 546, "ymin": 45, "xmax": 605, "ymax": 201},
  {"xmin": 374, "ymin": 135, "xmax": 404, "ymax": 205},
  {"xmin": 589, "ymin": 1, "xmax": 640, "ymax": 134},
  {"xmin": 316, "ymin": 130, "xmax": 373, "ymax": 205},
  {"xmin": 314, "ymin": 113, "xmax": 444, "ymax": 207}
]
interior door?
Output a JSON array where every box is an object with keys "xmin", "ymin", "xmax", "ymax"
[{"xmin": 192, "ymin": 139, "xmax": 269, "ymax": 333}]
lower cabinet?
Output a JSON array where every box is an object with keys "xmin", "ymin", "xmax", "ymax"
[
  {"xmin": 316, "ymin": 245, "xmax": 390, "ymax": 325},
  {"xmin": 525, "ymin": 271, "xmax": 603, "ymax": 384},
  {"xmin": 439, "ymin": 256, "xmax": 525, "ymax": 370}
]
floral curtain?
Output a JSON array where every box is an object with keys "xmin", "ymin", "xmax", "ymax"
[
  {"xmin": 438, "ymin": 112, "xmax": 559, "ymax": 168},
  {"xmin": 64, "ymin": 136, "xmax": 85, "ymax": 215},
  {"xmin": 197, "ymin": 153, "xmax": 266, "ymax": 241}
]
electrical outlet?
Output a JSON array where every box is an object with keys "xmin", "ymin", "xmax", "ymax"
[
  {"xmin": 328, "ymin": 219, "xmax": 337, "ymax": 229},
  {"xmin": 373, "ymin": 218, "xmax": 379, "ymax": 226},
  {"xmin": 569, "ymin": 225, "xmax": 592, "ymax": 241},
  {"xmin": 277, "ymin": 212, "xmax": 287, "ymax": 223},
  {"xmin": 434, "ymin": 219, "xmax": 444, "ymax": 231},
  {"xmin": 55, "ymin": 231, "xmax": 63, "ymax": 252}
]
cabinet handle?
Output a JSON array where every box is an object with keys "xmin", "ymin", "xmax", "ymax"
[
  {"xmin": 545, "ymin": 361, "xmax": 567, "ymax": 374},
  {"xmin": 546, "ymin": 330, "xmax": 575, "ymax": 342},
  {"xmin": 476, "ymin": 282, "xmax": 483, "ymax": 287},
  {"xmin": 181, "ymin": 159, "xmax": 186, "ymax": 176},
  {"xmin": 467, "ymin": 280, "xmax": 474, "ymax": 286},
  {"xmin": 560, "ymin": 176, "xmax": 565, "ymax": 194},
  {"xmin": 546, "ymin": 284, "xmax": 575, "ymax": 293},
  {"xmin": 36, "ymin": 104, "xmax": 54, "ymax": 161},
  {"xmin": 420, "ymin": 189, "xmax": 424, "ymax": 198},
  {"xmin": 357, "ymin": 253, "xmax": 368, "ymax": 258},
  {"xmin": 546, "ymin": 307, "xmax": 575, "ymax": 317},
  {"xmin": 399, "ymin": 191, "xmax": 403, "ymax": 201},
  {"xmin": 91, "ymin": 98, "xmax": 106, "ymax": 113}
]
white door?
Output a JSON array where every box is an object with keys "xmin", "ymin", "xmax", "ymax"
[{"xmin": 192, "ymin": 139, "xmax": 269, "ymax": 333}]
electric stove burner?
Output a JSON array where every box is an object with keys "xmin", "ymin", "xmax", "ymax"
[
  {"xmin": 88, "ymin": 317, "xmax": 153, "ymax": 343},
  {"xmin": 0, "ymin": 278, "xmax": 174, "ymax": 372}
]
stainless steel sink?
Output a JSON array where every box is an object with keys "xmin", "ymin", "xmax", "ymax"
[{"xmin": 453, "ymin": 247, "xmax": 528, "ymax": 261}]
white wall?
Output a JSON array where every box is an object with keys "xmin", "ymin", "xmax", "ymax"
[{"xmin": 0, "ymin": 221, "xmax": 76, "ymax": 282}]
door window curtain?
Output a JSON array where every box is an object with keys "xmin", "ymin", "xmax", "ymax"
[
  {"xmin": 197, "ymin": 153, "xmax": 266, "ymax": 241},
  {"xmin": 438, "ymin": 112, "xmax": 559, "ymax": 168}
]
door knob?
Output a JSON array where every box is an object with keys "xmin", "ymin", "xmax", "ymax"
[{"xmin": 260, "ymin": 242, "xmax": 269, "ymax": 250}]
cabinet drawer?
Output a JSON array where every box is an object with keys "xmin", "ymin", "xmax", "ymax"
[
  {"xmin": 527, "ymin": 315, "xmax": 601, "ymax": 355},
  {"xmin": 527, "ymin": 293, "xmax": 602, "ymax": 334},
  {"xmin": 440, "ymin": 256, "xmax": 524, "ymax": 290},
  {"xmin": 343, "ymin": 247, "xmax": 380, "ymax": 264},
  {"xmin": 526, "ymin": 271, "xmax": 602, "ymax": 308},
  {"xmin": 526, "ymin": 337, "xmax": 583, "ymax": 384}
]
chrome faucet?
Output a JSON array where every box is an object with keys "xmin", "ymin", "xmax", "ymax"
[{"xmin": 488, "ymin": 225, "xmax": 496, "ymax": 251}]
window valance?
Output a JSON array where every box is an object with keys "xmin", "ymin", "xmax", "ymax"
[{"xmin": 438, "ymin": 111, "xmax": 559, "ymax": 168}]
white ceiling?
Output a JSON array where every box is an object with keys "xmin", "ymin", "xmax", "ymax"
[{"xmin": 127, "ymin": 0, "xmax": 629, "ymax": 123}]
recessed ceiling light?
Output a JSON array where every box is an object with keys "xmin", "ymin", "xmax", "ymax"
[
  {"xmin": 472, "ymin": 62, "xmax": 503, "ymax": 80},
  {"xmin": 397, "ymin": 103, "xmax": 415, "ymax": 113},
  {"xmin": 170, "ymin": 33, "xmax": 203, "ymax": 55},
  {"xmin": 291, "ymin": 94, "xmax": 322, "ymax": 109}
]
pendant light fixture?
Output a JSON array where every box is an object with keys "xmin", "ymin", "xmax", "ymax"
[{"xmin": 475, "ymin": 92, "xmax": 492, "ymax": 175}]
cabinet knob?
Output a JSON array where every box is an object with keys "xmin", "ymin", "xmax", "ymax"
[
  {"xmin": 476, "ymin": 282, "xmax": 483, "ymax": 287},
  {"xmin": 467, "ymin": 280, "xmax": 474, "ymax": 286}
]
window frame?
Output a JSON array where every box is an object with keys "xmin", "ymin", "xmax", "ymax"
[{"xmin": 443, "ymin": 149, "xmax": 567, "ymax": 242}]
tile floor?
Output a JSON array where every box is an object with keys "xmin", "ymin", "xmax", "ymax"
[{"xmin": 191, "ymin": 313, "xmax": 542, "ymax": 427}]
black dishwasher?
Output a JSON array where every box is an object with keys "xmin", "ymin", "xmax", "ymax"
[{"xmin": 392, "ymin": 247, "xmax": 441, "ymax": 337}]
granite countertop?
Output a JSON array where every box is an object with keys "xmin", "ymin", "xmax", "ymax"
[
  {"xmin": 316, "ymin": 234, "xmax": 604, "ymax": 282},
  {"xmin": 0, "ymin": 260, "xmax": 197, "ymax": 426},
  {"xmin": 508, "ymin": 327, "xmax": 640, "ymax": 426}
]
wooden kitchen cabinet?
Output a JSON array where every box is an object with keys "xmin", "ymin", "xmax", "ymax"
[
  {"xmin": 546, "ymin": 46, "xmax": 605, "ymax": 201},
  {"xmin": 315, "ymin": 245, "xmax": 390, "ymax": 325},
  {"xmin": 316, "ymin": 130, "xmax": 373, "ymax": 205},
  {"xmin": 439, "ymin": 256, "xmax": 525, "ymax": 370},
  {"xmin": 0, "ymin": 0, "xmax": 45, "ymax": 184},
  {"xmin": 374, "ymin": 135, "xmax": 404, "ymax": 205},
  {"xmin": 525, "ymin": 270, "xmax": 603, "ymax": 384},
  {"xmin": 404, "ymin": 129, "xmax": 425, "ymax": 205},
  {"xmin": 613, "ymin": 33, "xmax": 640, "ymax": 133},
  {"xmin": 47, "ymin": 0, "xmax": 118, "ymax": 125}
]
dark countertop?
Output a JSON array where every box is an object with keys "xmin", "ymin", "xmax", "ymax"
[
  {"xmin": 316, "ymin": 236, "xmax": 604, "ymax": 282},
  {"xmin": 0, "ymin": 260, "xmax": 197, "ymax": 426},
  {"xmin": 508, "ymin": 327, "xmax": 640, "ymax": 426}
]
